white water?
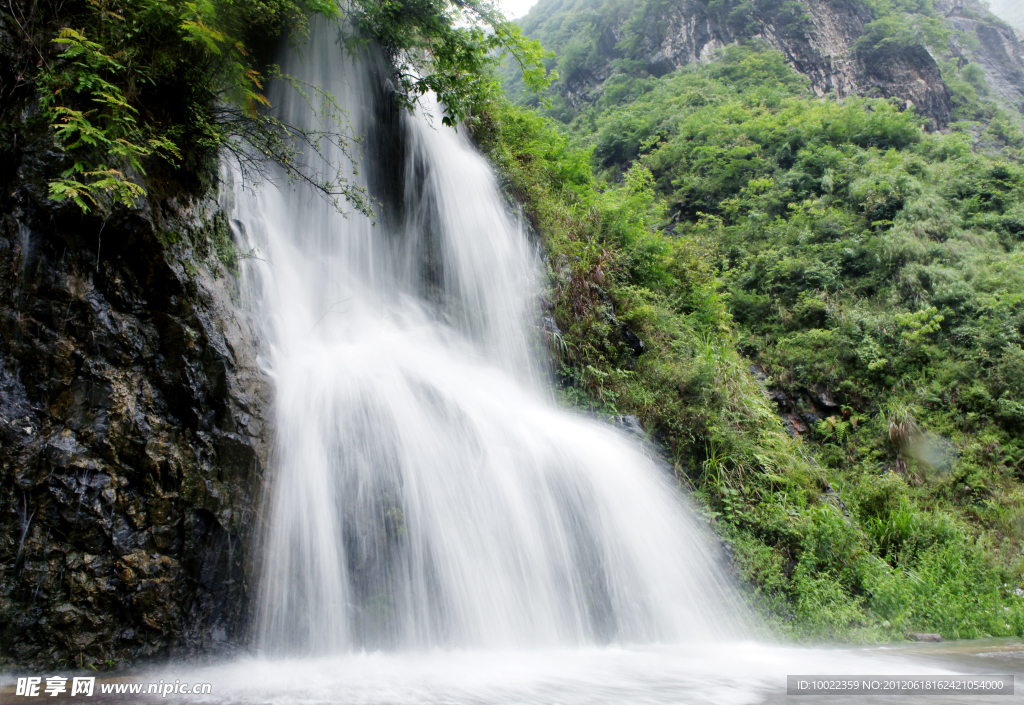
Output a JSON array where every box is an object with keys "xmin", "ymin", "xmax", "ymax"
[
  {"xmin": 171, "ymin": 641, "xmax": 1020, "ymax": 705},
  {"xmin": 228, "ymin": 22, "xmax": 740, "ymax": 656}
]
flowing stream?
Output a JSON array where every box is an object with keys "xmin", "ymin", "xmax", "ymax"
[{"xmin": 207, "ymin": 20, "xmax": 1021, "ymax": 705}]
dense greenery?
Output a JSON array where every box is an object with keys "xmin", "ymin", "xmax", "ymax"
[
  {"xmin": 1, "ymin": 0, "xmax": 548, "ymax": 214},
  {"xmin": 475, "ymin": 40, "xmax": 1024, "ymax": 640},
  {"xmin": 4, "ymin": 0, "xmax": 338, "ymax": 210}
]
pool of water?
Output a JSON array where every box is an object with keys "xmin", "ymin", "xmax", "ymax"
[{"xmin": 5, "ymin": 638, "xmax": 1020, "ymax": 704}]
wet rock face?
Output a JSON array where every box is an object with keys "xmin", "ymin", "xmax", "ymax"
[{"xmin": 0, "ymin": 188, "xmax": 270, "ymax": 668}]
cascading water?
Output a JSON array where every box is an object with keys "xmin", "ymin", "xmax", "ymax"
[{"xmin": 228, "ymin": 20, "xmax": 743, "ymax": 656}]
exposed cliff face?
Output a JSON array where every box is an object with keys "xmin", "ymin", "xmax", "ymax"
[
  {"xmin": 0, "ymin": 148, "xmax": 269, "ymax": 667},
  {"xmin": 638, "ymin": 0, "xmax": 950, "ymax": 122},
  {"xmin": 529, "ymin": 0, "xmax": 981, "ymax": 128},
  {"xmin": 642, "ymin": 0, "xmax": 874, "ymax": 98},
  {"xmin": 940, "ymin": 0, "xmax": 1024, "ymax": 116}
]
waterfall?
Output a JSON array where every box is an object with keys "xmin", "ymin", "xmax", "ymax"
[{"xmin": 228, "ymin": 20, "xmax": 743, "ymax": 655}]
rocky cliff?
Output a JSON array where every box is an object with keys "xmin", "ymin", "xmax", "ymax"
[
  {"xmin": 520, "ymin": 0, "xmax": 1024, "ymax": 129},
  {"xmin": 637, "ymin": 0, "xmax": 952, "ymax": 126},
  {"xmin": 940, "ymin": 0, "xmax": 1024, "ymax": 116},
  {"xmin": 0, "ymin": 146, "xmax": 270, "ymax": 668}
]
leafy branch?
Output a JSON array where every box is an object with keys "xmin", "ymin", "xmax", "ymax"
[
  {"xmin": 214, "ymin": 70, "xmax": 373, "ymax": 218},
  {"xmin": 349, "ymin": 0, "xmax": 555, "ymax": 127},
  {"xmin": 41, "ymin": 27, "xmax": 181, "ymax": 211},
  {"xmin": 36, "ymin": 0, "xmax": 349, "ymax": 214},
  {"xmin": 28, "ymin": 0, "xmax": 555, "ymax": 217}
]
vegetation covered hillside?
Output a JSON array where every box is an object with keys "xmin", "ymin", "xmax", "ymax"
[{"xmin": 473, "ymin": 0, "xmax": 1024, "ymax": 641}]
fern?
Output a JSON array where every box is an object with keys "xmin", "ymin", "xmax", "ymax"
[{"xmin": 41, "ymin": 28, "xmax": 180, "ymax": 212}]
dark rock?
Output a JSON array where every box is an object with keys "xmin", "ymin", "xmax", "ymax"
[
  {"xmin": 816, "ymin": 387, "xmax": 838, "ymax": 408},
  {"xmin": 782, "ymin": 411, "xmax": 810, "ymax": 436},
  {"xmin": 801, "ymin": 405, "xmax": 822, "ymax": 425},
  {"xmin": 612, "ymin": 414, "xmax": 646, "ymax": 439},
  {"xmin": 621, "ymin": 327, "xmax": 645, "ymax": 356},
  {"xmin": 908, "ymin": 632, "xmax": 943, "ymax": 642},
  {"xmin": 541, "ymin": 314, "xmax": 562, "ymax": 338},
  {"xmin": 757, "ymin": 378, "xmax": 847, "ymax": 439},
  {"xmin": 0, "ymin": 130, "xmax": 270, "ymax": 669}
]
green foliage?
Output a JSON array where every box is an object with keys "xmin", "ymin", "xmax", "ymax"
[
  {"xmin": 351, "ymin": 0, "xmax": 553, "ymax": 127},
  {"xmin": 502, "ymin": 0, "xmax": 653, "ymax": 114},
  {"xmin": 853, "ymin": 12, "xmax": 950, "ymax": 63},
  {"xmin": 14, "ymin": 0, "xmax": 349, "ymax": 213},
  {"xmin": 509, "ymin": 0, "xmax": 1024, "ymax": 156},
  {"xmin": 209, "ymin": 210, "xmax": 238, "ymax": 274},
  {"xmin": 478, "ymin": 38, "xmax": 1024, "ymax": 643},
  {"xmin": 8, "ymin": 0, "xmax": 554, "ymax": 215},
  {"xmin": 40, "ymin": 27, "xmax": 181, "ymax": 210}
]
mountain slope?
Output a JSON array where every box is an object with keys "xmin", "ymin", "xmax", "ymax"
[{"xmin": 509, "ymin": 0, "xmax": 1024, "ymax": 130}]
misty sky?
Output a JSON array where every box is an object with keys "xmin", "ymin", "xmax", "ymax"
[{"xmin": 498, "ymin": 0, "xmax": 539, "ymax": 19}]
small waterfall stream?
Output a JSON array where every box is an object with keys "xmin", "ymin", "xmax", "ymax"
[{"xmin": 228, "ymin": 21, "xmax": 742, "ymax": 655}]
